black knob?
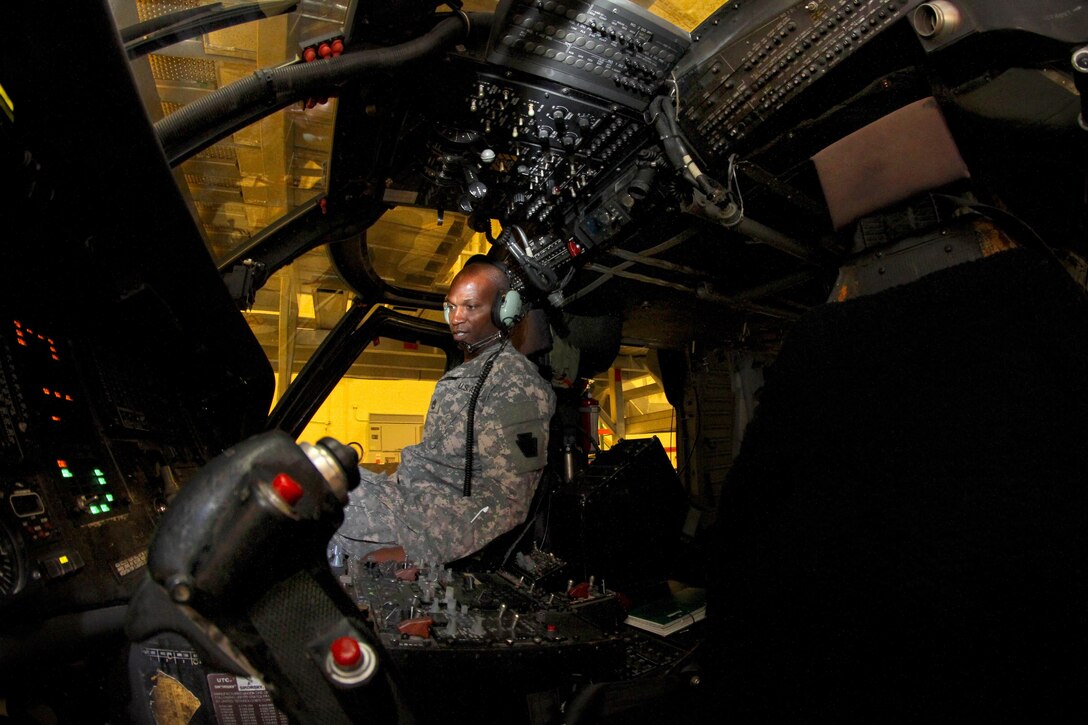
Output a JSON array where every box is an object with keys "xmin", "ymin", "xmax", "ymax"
[{"xmin": 316, "ymin": 437, "xmax": 360, "ymax": 488}]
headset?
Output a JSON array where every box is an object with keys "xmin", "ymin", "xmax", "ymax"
[{"xmin": 444, "ymin": 254, "xmax": 522, "ymax": 330}]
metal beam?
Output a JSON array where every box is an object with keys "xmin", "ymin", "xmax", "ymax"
[
  {"xmin": 261, "ymin": 345, "xmax": 448, "ymax": 374},
  {"xmin": 274, "ymin": 265, "xmax": 299, "ymax": 402},
  {"xmin": 605, "ymin": 247, "xmax": 713, "ymax": 278},
  {"xmin": 625, "ymin": 409, "xmax": 675, "ymax": 436},
  {"xmin": 624, "ymin": 381, "xmax": 662, "ymax": 399},
  {"xmin": 596, "ymin": 407, "xmax": 617, "ymax": 444},
  {"xmin": 609, "ymin": 367, "xmax": 626, "ymax": 439},
  {"xmin": 564, "ymin": 227, "xmax": 699, "ymax": 304}
]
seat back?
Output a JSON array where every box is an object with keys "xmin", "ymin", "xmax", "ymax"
[{"xmin": 705, "ymin": 248, "xmax": 1088, "ymax": 720}]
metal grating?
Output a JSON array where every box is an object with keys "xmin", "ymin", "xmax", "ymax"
[
  {"xmin": 184, "ymin": 174, "xmax": 243, "ymax": 189},
  {"xmin": 192, "ymin": 143, "xmax": 237, "ymax": 161},
  {"xmin": 135, "ymin": 0, "xmax": 200, "ymax": 23},
  {"xmin": 148, "ymin": 54, "xmax": 218, "ymax": 85}
]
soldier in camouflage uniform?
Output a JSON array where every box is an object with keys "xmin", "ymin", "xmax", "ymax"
[{"xmin": 332, "ymin": 260, "xmax": 556, "ymax": 565}]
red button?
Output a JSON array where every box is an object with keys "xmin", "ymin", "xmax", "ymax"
[
  {"xmin": 272, "ymin": 473, "xmax": 304, "ymax": 506},
  {"xmin": 330, "ymin": 636, "xmax": 362, "ymax": 668}
]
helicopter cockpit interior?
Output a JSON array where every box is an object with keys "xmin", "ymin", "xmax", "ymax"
[{"xmin": 2, "ymin": 0, "xmax": 1087, "ymax": 722}]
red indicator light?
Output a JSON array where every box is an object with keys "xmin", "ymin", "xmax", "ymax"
[
  {"xmin": 51, "ymin": 355, "xmax": 58, "ymax": 361},
  {"xmin": 50, "ymin": 416, "xmax": 61, "ymax": 422},
  {"xmin": 65, "ymin": 395, "xmax": 72, "ymax": 401},
  {"xmin": 42, "ymin": 388, "xmax": 50, "ymax": 395},
  {"xmin": 54, "ymin": 392, "xmax": 61, "ymax": 398},
  {"xmin": 272, "ymin": 473, "xmax": 304, "ymax": 506},
  {"xmin": 17, "ymin": 340, "xmax": 26, "ymax": 347},
  {"xmin": 13, "ymin": 321, "xmax": 20, "ymax": 328},
  {"xmin": 330, "ymin": 637, "xmax": 362, "ymax": 668},
  {"xmin": 56, "ymin": 460, "xmax": 67, "ymax": 468}
]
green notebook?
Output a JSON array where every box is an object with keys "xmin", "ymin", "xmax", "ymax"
[{"xmin": 624, "ymin": 586, "xmax": 707, "ymax": 636}]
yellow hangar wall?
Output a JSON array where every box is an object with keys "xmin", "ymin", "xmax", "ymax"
[
  {"xmin": 276, "ymin": 375, "xmax": 435, "ymax": 463},
  {"xmin": 276, "ymin": 367, "xmax": 684, "ymax": 468}
]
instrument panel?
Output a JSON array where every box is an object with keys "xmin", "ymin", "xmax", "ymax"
[
  {"xmin": 0, "ymin": 285, "xmax": 260, "ymax": 618},
  {"xmin": 676, "ymin": 0, "xmax": 919, "ymax": 165},
  {"xmin": 0, "ymin": 312, "xmax": 164, "ymax": 612},
  {"xmin": 488, "ymin": 0, "xmax": 691, "ymax": 109},
  {"xmin": 343, "ymin": 551, "xmax": 699, "ymax": 696},
  {"xmin": 380, "ymin": 63, "xmax": 663, "ymax": 297}
]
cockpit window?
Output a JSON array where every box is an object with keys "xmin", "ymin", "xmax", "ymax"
[
  {"xmin": 113, "ymin": 0, "xmax": 348, "ymax": 264},
  {"xmin": 366, "ymin": 208, "xmax": 491, "ymax": 293}
]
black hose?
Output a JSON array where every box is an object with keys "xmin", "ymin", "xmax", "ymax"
[
  {"xmin": 156, "ymin": 14, "xmax": 471, "ymax": 165},
  {"xmin": 648, "ymin": 95, "xmax": 716, "ymax": 198},
  {"xmin": 649, "ymin": 96, "xmax": 688, "ymax": 181}
]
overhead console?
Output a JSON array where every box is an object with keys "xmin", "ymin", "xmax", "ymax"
[
  {"xmin": 480, "ymin": 0, "xmax": 690, "ymax": 278},
  {"xmin": 486, "ymin": 0, "xmax": 691, "ymax": 110},
  {"xmin": 343, "ymin": 0, "xmax": 1088, "ymax": 323},
  {"xmin": 372, "ymin": 1, "xmax": 690, "ymax": 303},
  {"xmin": 405, "ymin": 73, "xmax": 650, "ymax": 231},
  {"xmin": 675, "ymin": 0, "xmax": 919, "ymax": 168},
  {"xmin": 674, "ymin": 0, "xmax": 1088, "ymax": 174}
]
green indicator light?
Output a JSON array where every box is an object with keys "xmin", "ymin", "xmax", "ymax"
[
  {"xmin": 97, "ymin": 477, "xmax": 107, "ymax": 485},
  {"xmin": 89, "ymin": 505, "xmax": 100, "ymax": 515},
  {"xmin": 93, "ymin": 468, "xmax": 104, "ymax": 476},
  {"xmin": 100, "ymin": 504, "xmax": 110, "ymax": 513},
  {"xmin": 105, "ymin": 494, "xmax": 114, "ymax": 502},
  {"xmin": 61, "ymin": 469, "xmax": 73, "ymax": 479}
]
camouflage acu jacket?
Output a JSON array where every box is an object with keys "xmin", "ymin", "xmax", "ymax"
[{"xmin": 341, "ymin": 340, "xmax": 556, "ymax": 565}]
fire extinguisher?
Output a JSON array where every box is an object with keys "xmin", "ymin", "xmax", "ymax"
[{"xmin": 578, "ymin": 391, "xmax": 600, "ymax": 455}]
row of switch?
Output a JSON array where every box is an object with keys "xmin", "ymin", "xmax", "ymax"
[{"xmin": 691, "ymin": 0, "xmax": 910, "ymax": 155}]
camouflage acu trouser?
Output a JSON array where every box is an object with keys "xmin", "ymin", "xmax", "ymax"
[{"xmin": 332, "ymin": 467, "xmax": 532, "ymax": 566}]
